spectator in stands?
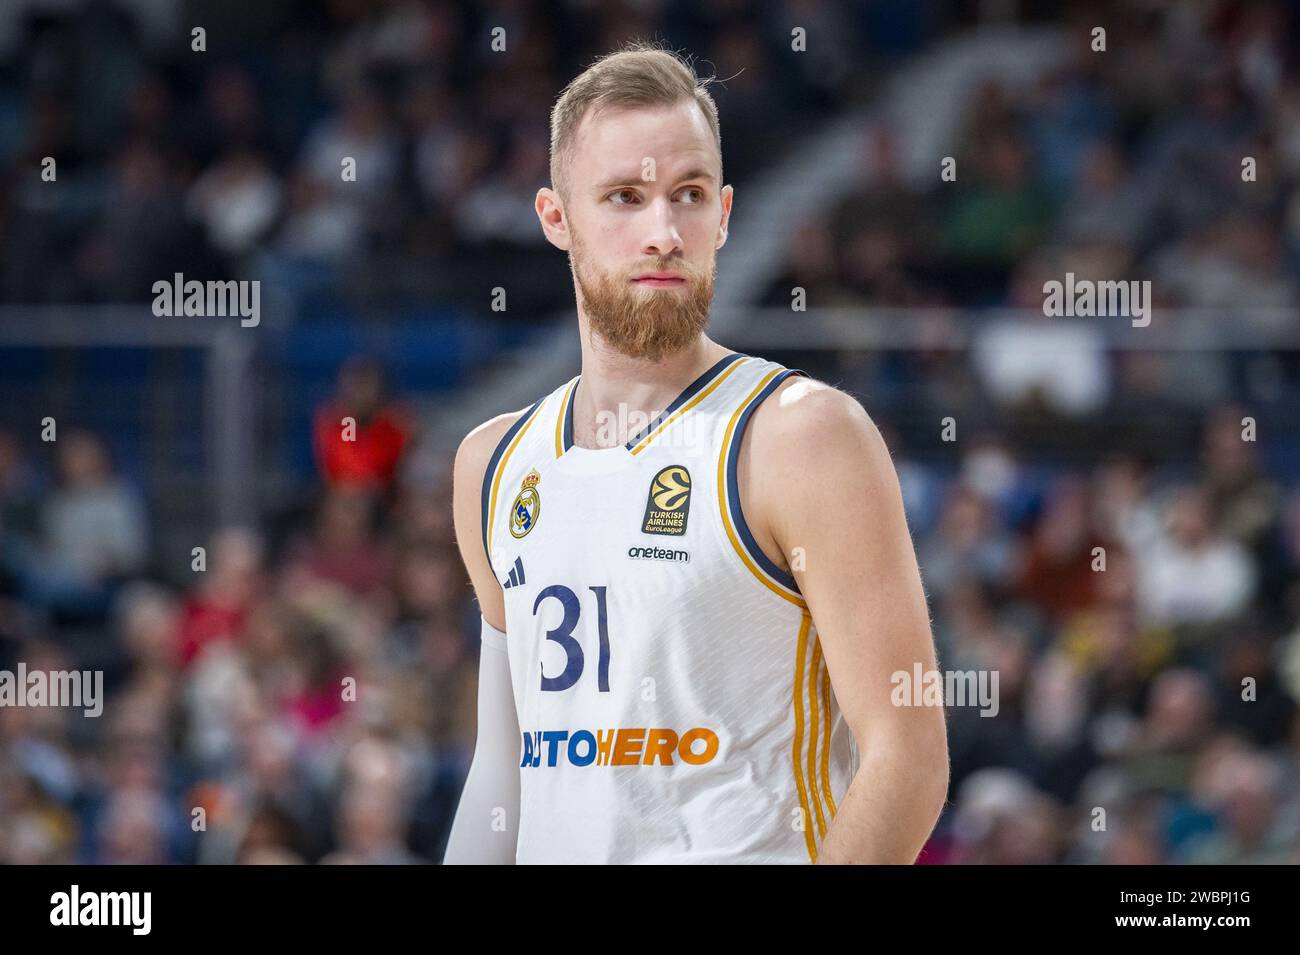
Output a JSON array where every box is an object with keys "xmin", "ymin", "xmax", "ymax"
[
  {"xmin": 44, "ymin": 430, "xmax": 147, "ymax": 582},
  {"xmin": 283, "ymin": 485, "xmax": 393, "ymax": 599},
  {"xmin": 1199, "ymin": 405, "xmax": 1282, "ymax": 553},
  {"xmin": 1181, "ymin": 748, "xmax": 1299, "ymax": 863},
  {"xmin": 1134, "ymin": 486, "xmax": 1256, "ymax": 630},
  {"xmin": 312, "ymin": 358, "xmax": 413, "ymax": 493},
  {"xmin": 1018, "ymin": 476, "xmax": 1118, "ymax": 624},
  {"xmin": 0, "ymin": 429, "xmax": 41, "ymax": 542},
  {"xmin": 918, "ymin": 483, "xmax": 1017, "ymax": 600},
  {"xmin": 2, "ymin": 430, "xmax": 146, "ymax": 619},
  {"xmin": 175, "ymin": 526, "xmax": 264, "ymax": 668}
]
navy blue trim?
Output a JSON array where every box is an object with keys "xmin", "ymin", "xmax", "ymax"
[
  {"xmin": 481, "ymin": 397, "xmax": 546, "ymax": 576},
  {"xmin": 561, "ymin": 353, "xmax": 748, "ymax": 453},
  {"xmin": 562, "ymin": 380, "xmax": 576, "ymax": 452},
  {"xmin": 725, "ymin": 367, "xmax": 809, "ymax": 594},
  {"xmin": 624, "ymin": 352, "xmax": 748, "ymax": 449}
]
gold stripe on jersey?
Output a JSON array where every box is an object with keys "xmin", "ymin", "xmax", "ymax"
[
  {"xmin": 716, "ymin": 367, "xmax": 806, "ymax": 608},
  {"xmin": 790, "ymin": 610, "xmax": 818, "ymax": 862},
  {"xmin": 820, "ymin": 661, "xmax": 839, "ymax": 817},
  {"xmin": 555, "ymin": 379, "xmax": 577, "ymax": 459},
  {"xmin": 487, "ymin": 401, "xmax": 546, "ymax": 556},
  {"xmin": 628, "ymin": 356, "xmax": 752, "ymax": 455},
  {"xmin": 807, "ymin": 637, "xmax": 828, "ymax": 838}
]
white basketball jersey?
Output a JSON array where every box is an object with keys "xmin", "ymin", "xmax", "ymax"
[{"xmin": 480, "ymin": 352, "xmax": 857, "ymax": 863}]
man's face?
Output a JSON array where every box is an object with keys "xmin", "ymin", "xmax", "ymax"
[{"xmin": 539, "ymin": 101, "xmax": 733, "ymax": 361}]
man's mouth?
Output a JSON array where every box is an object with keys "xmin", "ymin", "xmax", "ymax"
[{"xmin": 631, "ymin": 272, "xmax": 687, "ymax": 288}]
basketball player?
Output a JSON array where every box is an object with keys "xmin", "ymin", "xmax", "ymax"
[{"xmin": 443, "ymin": 43, "xmax": 948, "ymax": 864}]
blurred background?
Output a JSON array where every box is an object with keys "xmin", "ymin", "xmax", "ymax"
[{"xmin": 1, "ymin": 0, "xmax": 1299, "ymax": 864}]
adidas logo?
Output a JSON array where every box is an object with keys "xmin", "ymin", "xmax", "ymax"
[{"xmin": 503, "ymin": 556, "xmax": 526, "ymax": 589}]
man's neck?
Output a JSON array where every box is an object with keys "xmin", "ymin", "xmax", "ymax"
[{"xmin": 571, "ymin": 333, "xmax": 733, "ymax": 449}]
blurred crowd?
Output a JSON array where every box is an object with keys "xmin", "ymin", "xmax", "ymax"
[
  {"xmin": 896, "ymin": 403, "xmax": 1300, "ymax": 863},
  {"xmin": 777, "ymin": 1, "xmax": 1300, "ymax": 864},
  {"xmin": 0, "ymin": 357, "xmax": 474, "ymax": 863},
  {"xmin": 766, "ymin": 1, "xmax": 1300, "ymax": 329},
  {"xmin": 758, "ymin": 0, "xmax": 1300, "ymax": 864},
  {"xmin": 0, "ymin": 0, "xmax": 911, "ymax": 317},
  {"xmin": 7, "ymin": 369, "xmax": 1299, "ymax": 864},
  {"xmin": 5, "ymin": 369, "xmax": 1294, "ymax": 862}
]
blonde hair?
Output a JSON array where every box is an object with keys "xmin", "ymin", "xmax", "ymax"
[{"xmin": 549, "ymin": 41, "xmax": 721, "ymax": 198}]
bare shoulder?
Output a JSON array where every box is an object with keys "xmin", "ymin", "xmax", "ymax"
[
  {"xmin": 451, "ymin": 408, "xmax": 529, "ymax": 630},
  {"xmin": 747, "ymin": 374, "xmax": 885, "ymax": 464},
  {"xmin": 453, "ymin": 409, "xmax": 526, "ymax": 493},
  {"xmin": 737, "ymin": 374, "xmax": 892, "ymax": 572}
]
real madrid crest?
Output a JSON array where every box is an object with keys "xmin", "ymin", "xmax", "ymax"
[{"xmin": 510, "ymin": 468, "xmax": 542, "ymax": 539}]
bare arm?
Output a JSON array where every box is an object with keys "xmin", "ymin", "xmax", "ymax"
[
  {"xmin": 443, "ymin": 414, "xmax": 521, "ymax": 863},
  {"xmin": 442, "ymin": 621, "xmax": 520, "ymax": 864},
  {"xmin": 748, "ymin": 379, "xmax": 949, "ymax": 863}
]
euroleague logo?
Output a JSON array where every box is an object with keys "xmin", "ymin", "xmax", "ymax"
[
  {"xmin": 641, "ymin": 464, "xmax": 691, "ymax": 536},
  {"xmin": 510, "ymin": 468, "xmax": 542, "ymax": 539}
]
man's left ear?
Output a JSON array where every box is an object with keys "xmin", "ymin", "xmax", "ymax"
[{"xmin": 716, "ymin": 184, "xmax": 733, "ymax": 250}]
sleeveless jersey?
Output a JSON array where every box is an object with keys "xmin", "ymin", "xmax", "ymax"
[{"xmin": 480, "ymin": 352, "xmax": 857, "ymax": 863}]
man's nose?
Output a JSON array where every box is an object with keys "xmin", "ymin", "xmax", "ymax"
[{"xmin": 640, "ymin": 196, "xmax": 683, "ymax": 257}]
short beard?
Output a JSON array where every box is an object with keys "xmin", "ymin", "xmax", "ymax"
[{"xmin": 571, "ymin": 233, "xmax": 715, "ymax": 362}]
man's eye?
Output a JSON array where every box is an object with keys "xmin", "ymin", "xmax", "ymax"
[
  {"xmin": 608, "ymin": 189, "xmax": 639, "ymax": 205},
  {"xmin": 677, "ymin": 188, "xmax": 705, "ymax": 203}
]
